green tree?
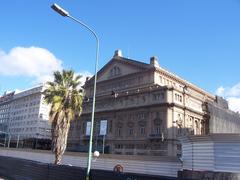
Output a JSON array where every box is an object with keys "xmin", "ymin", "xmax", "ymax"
[{"xmin": 43, "ymin": 70, "xmax": 83, "ymax": 164}]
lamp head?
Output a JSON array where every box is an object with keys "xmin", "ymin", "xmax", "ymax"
[
  {"xmin": 51, "ymin": 3, "xmax": 69, "ymax": 17},
  {"xmin": 93, "ymin": 151, "xmax": 100, "ymax": 158}
]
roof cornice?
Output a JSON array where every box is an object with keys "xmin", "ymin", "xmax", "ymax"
[{"xmin": 155, "ymin": 67, "xmax": 215, "ymax": 100}]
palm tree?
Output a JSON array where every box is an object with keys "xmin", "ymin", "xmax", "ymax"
[{"xmin": 43, "ymin": 70, "xmax": 83, "ymax": 164}]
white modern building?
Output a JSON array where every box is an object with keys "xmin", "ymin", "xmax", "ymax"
[
  {"xmin": 0, "ymin": 92, "xmax": 15, "ymax": 133},
  {"xmin": 8, "ymin": 85, "xmax": 51, "ymax": 140}
]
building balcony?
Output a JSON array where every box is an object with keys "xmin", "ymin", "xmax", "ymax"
[{"xmin": 148, "ymin": 133, "xmax": 163, "ymax": 140}]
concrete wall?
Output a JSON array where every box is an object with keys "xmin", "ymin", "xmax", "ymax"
[{"xmin": 207, "ymin": 99, "xmax": 240, "ymax": 133}]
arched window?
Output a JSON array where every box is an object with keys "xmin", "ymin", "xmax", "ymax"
[{"xmin": 109, "ymin": 66, "xmax": 121, "ymax": 78}]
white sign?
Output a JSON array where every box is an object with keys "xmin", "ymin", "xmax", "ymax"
[
  {"xmin": 100, "ymin": 120, "xmax": 107, "ymax": 135},
  {"xmin": 86, "ymin": 121, "xmax": 91, "ymax": 135}
]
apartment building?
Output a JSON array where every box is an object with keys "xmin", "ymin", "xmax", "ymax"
[
  {"xmin": 8, "ymin": 85, "xmax": 51, "ymax": 140},
  {"xmin": 0, "ymin": 92, "xmax": 14, "ymax": 133}
]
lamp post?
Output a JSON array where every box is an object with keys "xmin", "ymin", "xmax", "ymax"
[{"xmin": 51, "ymin": 4, "xmax": 99, "ymax": 180}]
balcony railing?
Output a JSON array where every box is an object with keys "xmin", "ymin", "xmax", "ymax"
[{"xmin": 148, "ymin": 133, "xmax": 163, "ymax": 139}]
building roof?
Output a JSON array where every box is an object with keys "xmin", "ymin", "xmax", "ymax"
[{"xmin": 85, "ymin": 50, "xmax": 215, "ymax": 99}]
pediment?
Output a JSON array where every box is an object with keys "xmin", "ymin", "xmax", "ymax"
[{"xmin": 96, "ymin": 57, "xmax": 150, "ymax": 82}]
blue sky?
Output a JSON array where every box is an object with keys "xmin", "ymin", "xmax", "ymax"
[{"xmin": 0, "ymin": 0, "xmax": 240, "ymax": 111}]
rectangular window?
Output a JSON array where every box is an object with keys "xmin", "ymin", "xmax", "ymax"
[
  {"xmin": 140, "ymin": 127, "xmax": 145, "ymax": 135},
  {"xmin": 159, "ymin": 76, "xmax": 163, "ymax": 83},
  {"xmin": 129, "ymin": 128, "xmax": 134, "ymax": 136},
  {"xmin": 179, "ymin": 95, "xmax": 182, "ymax": 102},
  {"xmin": 115, "ymin": 144, "xmax": 123, "ymax": 149},
  {"xmin": 156, "ymin": 126, "xmax": 161, "ymax": 134},
  {"xmin": 39, "ymin": 113, "xmax": 43, "ymax": 119},
  {"xmin": 175, "ymin": 93, "xmax": 182, "ymax": 102},
  {"xmin": 117, "ymin": 128, "xmax": 122, "ymax": 136}
]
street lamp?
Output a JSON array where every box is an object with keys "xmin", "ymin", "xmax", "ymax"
[{"xmin": 51, "ymin": 3, "xmax": 99, "ymax": 180}]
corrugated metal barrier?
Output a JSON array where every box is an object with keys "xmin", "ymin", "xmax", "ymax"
[
  {"xmin": 0, "ymin": 156, "xmax": 185, "ymax": 180},
  {"xmin": 179, "ymin": 134, "xmax": 240, "ymax": 173},
  {"xmin": 0, "ymin": 148, "xmax": 182, "ymax": 178}
]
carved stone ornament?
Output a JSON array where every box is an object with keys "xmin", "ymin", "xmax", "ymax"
[
  {"xmin": 176, "ymin": 114, "xmax": 183, "ymax": 127},
  {"xmin": 127, "ymin": 121, "xmax": 134, "ymax": 128},
  {"xmin": 138, "ymin": 120, "xmax": 147, "ymax": 127},
  {"xmin": 176, "ymin": 118, "xmax": 183, "ymax": 127}
]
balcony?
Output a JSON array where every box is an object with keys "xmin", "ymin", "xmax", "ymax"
[{"xmin": 148, "ymin": 133, "xmax": 163, "ymax": 140}]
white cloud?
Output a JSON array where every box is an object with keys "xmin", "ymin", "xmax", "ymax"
[
  {"xmin": 0, "ymin": 46, "xmax": 93, "ymax": 92},
  {"xmin": 34, "ymin": 74, "xmax": 54, "ymax": 84},
  {"xmin": 225, "ymin": 83, "xmax": 240, "ymax": 97},
  {"xmin": 215, "ymin": 83, "xmax": 240, "ymax": 112},
  {"xmin": 227, "ymin": 97, "xmax": 240, "ymax": 112},
  {"xmin": 215, "ymin": 86, "xmax": 225, "ymax": 97},
  {"xmin": 77, "ymin": 70, "xmax": 93, "ymax": 85},
  {"xmin": 0, "ymin": 46, "xmax": 63, "ymax": 80}
]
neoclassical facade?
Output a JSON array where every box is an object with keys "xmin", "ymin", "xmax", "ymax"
[{"xmin": 68, "ymin": 50, "xmax": 217, "ymax": 156}]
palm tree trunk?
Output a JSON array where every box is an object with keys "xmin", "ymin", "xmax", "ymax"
[{"xmin": 52, "ymin": 115, "xmax": 71, "ymax": 165}]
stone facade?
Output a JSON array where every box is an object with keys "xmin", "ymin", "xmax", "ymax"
[{"xmin": 68, "ymin": 50, "xmax": 229, "ymax": 157}]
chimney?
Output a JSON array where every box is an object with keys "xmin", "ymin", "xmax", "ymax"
[
  {"xmin": 113, "ymin": 49, "xmax": 123, "ymax": 57},
  {"xmin": 150, "ymin": 56, "xmax": 159, "ymax": 67}
]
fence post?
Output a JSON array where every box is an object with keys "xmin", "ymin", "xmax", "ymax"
[
  {"xmin": 16, "ymin": 135, "xmax": 20, "ymax": 148},
  {"xmin": 7, "ymin": 135, "xmax": 11, "ymax": 148}
]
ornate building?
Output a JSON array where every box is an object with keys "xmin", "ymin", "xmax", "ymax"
[{"xmin": 68, "ymin": 50, "xmax": 217, "ymax": 156}]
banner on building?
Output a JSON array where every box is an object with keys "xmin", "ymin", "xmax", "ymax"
[
  {"xmin": 86, "ymin": 121, "xmax": 91, "ymax": 135},
  {"xmin": 100, "ymin": 120, "xmax": 107, "ymax": 135}
]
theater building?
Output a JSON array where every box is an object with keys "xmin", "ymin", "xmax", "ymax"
[{"xmin": 68, "ymin": 50, "xmax": 223, "ymax": 156}]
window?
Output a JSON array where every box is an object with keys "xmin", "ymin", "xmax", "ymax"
[
  {"xmin": 156, "ymin": 126, "xmax": 161, "ymax": 134},
  {"xmin": 137, "ymin": 113, "xmax": 145, "ymax": 120},
  {"xmin": 140, "ymin": 127, "xmax": 145, "ymax": 135},
  {"xmin": 117, "ymin": 128, "xmax": 122, "ymax": 136},
  {"xmin": 115, "ymin": 144, "xmax": 123, "ymax": 149},
  {"xmin": 125, "ymin": 144, "xmax": 135, "ymax": 149},
  {"xmin": 128, "ymin": 128, "xmax": 134, "ymax": 136},
  {"xmin": 109, "ymin": 66, "xmax": 121, "ymax": 77},
  {"xmin": 175, "ymin": 93, "xmax": 182, "ymax": 102},
  {"xmin": 39, "ymin": 113, "xmax": 43, "ymax": 119},
  {"xmin": 159, "ymin": 76, "xmax": 163, "ymax": 83},
  {"xmin": 153, "ymin": 93, "xmax": 164, "ymax": 101},
  {"xmin": 179, "ymin": 96, "xmax": 182, "ymax": 102}
]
